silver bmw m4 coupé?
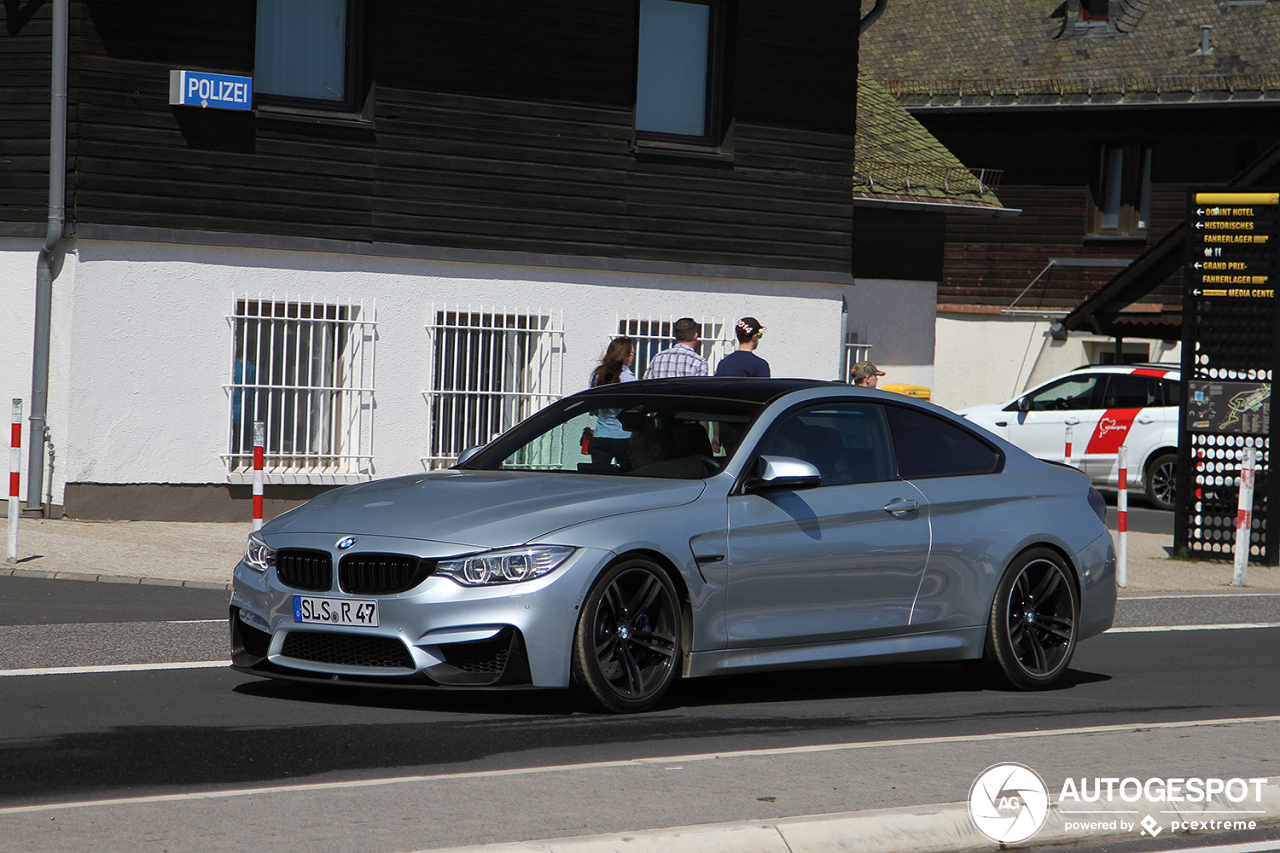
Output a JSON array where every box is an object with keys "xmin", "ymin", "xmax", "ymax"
[{"xmin": 230, "ymin": 378, "xmax": 1115, "ymax": 712}]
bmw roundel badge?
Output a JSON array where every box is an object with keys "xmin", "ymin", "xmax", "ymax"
[{"xmin": 336, "ymin": 536, "xmax": 357, "ymax": 551}]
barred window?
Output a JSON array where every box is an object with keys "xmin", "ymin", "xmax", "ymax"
[
  {"xmin": 423, "ymin": 307, "xmax": 564, "ymax": 469},
  {"xmin": 616, "ymin": 315, "xmax": 730, "ymax": 378},
  {"xmin": 225, "ymin": 296, "xmax": 375, "ymax": 478}
]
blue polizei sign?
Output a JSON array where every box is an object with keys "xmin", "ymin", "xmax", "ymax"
[{"xmin": 169, "ymin": 70, "xmax": 253, "ymax": 111}]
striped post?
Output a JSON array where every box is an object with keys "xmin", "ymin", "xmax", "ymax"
[
  {"xmin": 8, "ymin": 399, "xmax": 20, "ymax": 564},
  {"xmin": 1064, "ymin": 424, "xmax": 1074, "ymax": 465},
  {"xmin": 1232, "ymin": 446, "xmax": 1256, "ymax": 587},
  {"xmin": 252, "ymin": 421, "xmax": 265, "ymax": 532},
  {"xmin": 1116, "ymin": 445, "xmax": 1128, "ymax": 588}
]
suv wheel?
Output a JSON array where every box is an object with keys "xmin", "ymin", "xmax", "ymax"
[{"xmin": 1145, "ymin": 451, "xmax": 1176, "ymax": 511}]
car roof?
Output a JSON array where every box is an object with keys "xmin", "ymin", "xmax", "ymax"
[
  {"xmin": 1069, "ymin": 363, "xmax": 1180, "ymax": 374},
  {"xmin": 577, "ymin": 377, "xmax": 844, "ymax": 405}
]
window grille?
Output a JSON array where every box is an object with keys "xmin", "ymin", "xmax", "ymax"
[
  {"xmin": 423, "ymin": 306, "xmax": 565, "ymax": 469},
  {"xmin": 842, "ymin": 334, "xmax": 873, "ymax": 382},
  {"xmin": 224, "ymin": 295, "xmax": 375, "ymax": 478},
  {"xmin": 615, "ymin": 314, "xmax": 732, "ymax": 379}
]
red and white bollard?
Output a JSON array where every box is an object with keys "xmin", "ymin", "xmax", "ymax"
[
  {"xmin": 1116, "ymin": 445, "xmax": 1128, "ymax": 588},
  {"xmin": 1064, "ymin": 424, "xmax": 1074, "ymax": 465},
  {"xmin": 1233, "ymin": 446, "xmax": 1257, "ymax": 587},
  {"xmin": 8, "ymin": 399, "xmax": 20, "ymax": 564},
  {"xmin": 252, "ymin": 421, "xmax": 265, "ymax": 532}
]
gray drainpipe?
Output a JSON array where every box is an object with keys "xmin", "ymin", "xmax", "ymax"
[
  {"xmin": 28, "ymin": 0, "xmax": 69, "ymax": 514},
  {"xmin": 859, "ymin": 0, "xmax": 888, "ymax": 35}
]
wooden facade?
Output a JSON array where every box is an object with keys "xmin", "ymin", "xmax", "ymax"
[
  {"xmin": 2, "ymin": 0, "xmax": 857, "ymax": 275},
  {"xmin": 927, "ymin": 106, "xmax": 1278, "ymax": 316}
]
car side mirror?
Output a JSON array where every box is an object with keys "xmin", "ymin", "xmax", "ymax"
[
  {"xmin": 747, "ymin": 455, "xmax": 822, "ymax": 491},
  {"xmin": 1017, "ymin": 396, "xmax": 1032, "ymax": 412}
]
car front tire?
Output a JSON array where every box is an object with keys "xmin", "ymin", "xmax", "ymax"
[
  {"xmin": 979, "ymin": 548, "xmax": 1079, "ymax": 690},
  {"xmin": 1145, "ymin": 451, "xmax": 1176, "ymax": 511},
  {"xmin": 571, "ymin": 558, "xmax": 682, "ymax": 713}
]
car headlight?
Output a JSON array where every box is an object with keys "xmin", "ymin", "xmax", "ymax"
[
  {"xmin": 243, "ymin": 532, "xmax": 276, "ymax": 574},
  {"xmin": 436, "ymin": 545, "xmax": 574, "ymax": 587}
]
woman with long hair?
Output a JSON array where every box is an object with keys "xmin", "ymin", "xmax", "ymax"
[{"xmin": 587, "ymin": 336, "xmax": 636, "ymax": 466}]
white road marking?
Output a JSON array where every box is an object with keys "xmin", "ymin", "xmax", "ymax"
[
  {"xmin": 1121, "ymin": 593, "xmax": 1280, "ymax": 600},
  {"xmin": 0, "ymin": 660, "xmax": 227, "ymax": 677},
  {"xmin": 2, "ymin": 715, "xmax": 1277, "ymax": 816},
  {"xmin": 1108, "ymin": 623, "xmax": 1280, "ymax": 633}
]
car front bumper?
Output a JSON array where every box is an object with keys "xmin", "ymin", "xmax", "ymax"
[{"xmin": 229, "ymin": 536, "xmax": 612, "ymax": 690}]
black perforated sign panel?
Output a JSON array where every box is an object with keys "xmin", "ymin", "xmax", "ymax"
[{"xmin": 1178, "ymin": 190, "xmax": 1279, "ymax": 564}]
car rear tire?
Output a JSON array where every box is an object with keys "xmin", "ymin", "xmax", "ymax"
[
  {"xmin": 571, "ymin": 558, "xmax": 682, "ymax": 713},
  {"xmin": 1145, "ymin": 451, "xmax": 1176, "ymax": 511},
  {"xmin": 979, "ymin": 548, "xmax": 1079, "ymax": 690}
]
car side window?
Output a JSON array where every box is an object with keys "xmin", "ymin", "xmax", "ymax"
[
  {"xmin": 756, "ymin": 402, "xmax": 896, "ymax": 486},
  {"xmin": 1025, "ymin": 375, "xmax": 1102, "ymax": 411},
  {"xmin": 1101, "ymin": 374, "xmax": 1158, "ymax": 408},
  {"xmin": 1160, "ymin": 378, "xmax": 1180, "ymax": 407},
  {"xmin": 887, "ymin": 406, "xmax": 1002, "ymax": 479}
]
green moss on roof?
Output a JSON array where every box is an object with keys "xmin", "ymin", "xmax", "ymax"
[
  {"xmin": 855, "ymin": 71, "xmax": 1006, "ymax": 207},
  {"xmin": 858, "ymin": 0, "xmax": 1280, "ymax": 104}
]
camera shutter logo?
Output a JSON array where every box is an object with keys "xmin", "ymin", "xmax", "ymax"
[{"xmin": 969, "ymin": 763, "xmax": 1051, "ymax": 844}]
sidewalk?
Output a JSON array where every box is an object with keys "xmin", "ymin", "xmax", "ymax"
[{"xmin": 2, "ymin": 516, "xmax": 1278, "ymax": 594}]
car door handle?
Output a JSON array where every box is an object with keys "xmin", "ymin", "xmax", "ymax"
[
  {"xmin": 1137, "ymin": 416, "xmax": 1155, "ymax": 424},
  {"xmin": 1064, "ymin": 417, "xmax": 1081, "ymax": 425},
  {"xmin": 883, "ymin": 498, "xmax": 919, "ymax": 517}
]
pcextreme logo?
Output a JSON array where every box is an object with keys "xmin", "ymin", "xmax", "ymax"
[{"xmin": 968, "ymin": 763, "xmax": 1050, "ymax": 844}]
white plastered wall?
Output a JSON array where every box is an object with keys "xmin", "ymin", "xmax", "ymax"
[
  {"xmin": 11, "ymin": 237, "xmax": 849, "ymax": 506},
  {"xmin": 1, "ymin": 238, "xmax": 78, "ymax": 509},
  {"xmin": 934, "ymin": 312, "xmax": 1182, "ymax": 411},
  {"xmin": 843, "ymin": 279, "xmax": 937, "ymax": 391}
]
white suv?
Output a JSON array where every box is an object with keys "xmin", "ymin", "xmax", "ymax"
[{"xmin": 958, "ymin": 364, "xmax": 1180, "ymax": 510}]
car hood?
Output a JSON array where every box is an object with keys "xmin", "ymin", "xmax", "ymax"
[
  {"xmin": 956, "ymin": 401, "xmax": 1012, "ymax": 422},
  {"xmin": 266, "ymin": 470, "xmax": 707, "ymax": 549}
]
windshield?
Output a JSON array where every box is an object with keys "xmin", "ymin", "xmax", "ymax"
[{"xmin": 461, "ymin": 392, "xmax": 763, "ymax": 479}]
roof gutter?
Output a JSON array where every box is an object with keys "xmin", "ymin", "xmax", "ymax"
[
  {"xmin": 859, "ymin": 0, "xmax": 888, "ymax": 35},
  {"xmin": 852, "ymin": 197, "xmax": 1020, "ymax": 217},
  {"xmin": 28, "ymin": 0, "xmax": 68, "ymax": 514}
]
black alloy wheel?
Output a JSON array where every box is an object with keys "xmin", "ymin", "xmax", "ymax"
[
  {"xmin": 1145, "ymin": 451, "xmax": 1176, "ymax": 511},
  {"xmin": 980, "ymin": 548, "xmax": 1079, "ymax": 690},
  {"xmin": 571, "ymin": 559, "xmax": 681, "ymax": 713}
]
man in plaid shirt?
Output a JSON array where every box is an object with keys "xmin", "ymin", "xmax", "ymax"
[{"xmin": 643, "ymin": 317, "xmax": 709, "ymax": 379}]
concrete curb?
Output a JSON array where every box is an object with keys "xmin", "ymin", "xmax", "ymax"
[
  {"xmin": 0, "ymin": 567, "xmax": 231, "ymax": 590},
  {"xmin": 415, "ymin": 784, "xmax": 1280, "ymax": 853}
]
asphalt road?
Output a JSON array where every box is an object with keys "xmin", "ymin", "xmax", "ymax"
[{"xmin": 2, "ymin": 575, "xmax": 1277, "ymax": 853}]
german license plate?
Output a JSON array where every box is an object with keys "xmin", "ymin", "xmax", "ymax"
[{"xmin": 292, "ymin": 595, "xmax": 379, "ymax": 627}]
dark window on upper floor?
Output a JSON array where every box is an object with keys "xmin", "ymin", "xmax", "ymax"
[
  {"xmin": 254, "ymin": 0, "xmax": 365, "ymax": 112},
  {"xmin": 1079, "ymin": 0, "xmax": 1110, "ymax": 23},
  {"xmin": 1088, "ymin": 143, "xmax": 1152, "ymax": 237},
  {"xmin": 635, "ymin": 0, "xmax": 727, "ymax": 148}
]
